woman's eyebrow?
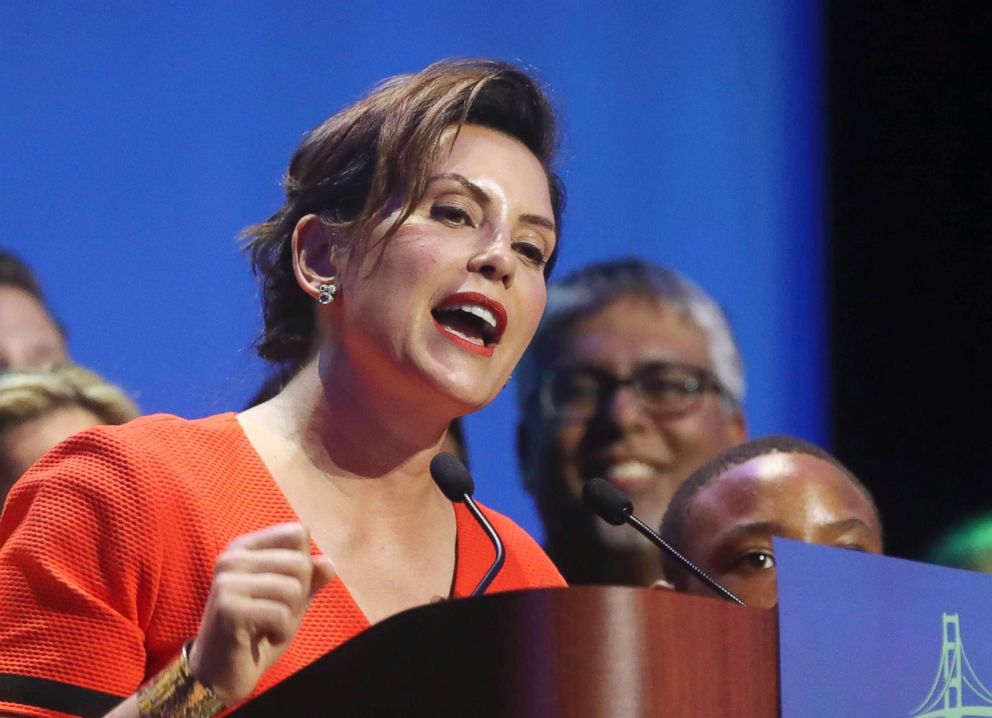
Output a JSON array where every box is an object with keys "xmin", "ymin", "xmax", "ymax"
[
  {"xmin": 521, "ymin": 213, "xmax": 556, "ymax": 232},
  {"xmin": 430, "ymin": 172, "xmax": 490, "ymax": 206}
]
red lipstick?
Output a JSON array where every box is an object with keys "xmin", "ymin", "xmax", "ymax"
[{"xmin": 431, "ymin": 292, "xmax": 507, "ymax": 358}]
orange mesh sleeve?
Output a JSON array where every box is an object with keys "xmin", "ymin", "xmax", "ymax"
[{"xmin": 0, "ymin": 427, "xmax": 157, "ymax": 705}]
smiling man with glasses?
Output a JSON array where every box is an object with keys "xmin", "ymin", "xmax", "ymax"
[{"xmin": 516, "ymin": 258, "xmax": 747, "ymax": 586}]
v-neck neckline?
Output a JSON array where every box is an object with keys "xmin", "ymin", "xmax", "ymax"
[{"xmin": 223, "ymin": 412, "xmax": 494, "ymax": 623}]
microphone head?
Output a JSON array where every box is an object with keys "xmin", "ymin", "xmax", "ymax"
[
  {"xmin": 582, "ymin": 478, "xmax": 633, "ymax": 526},
  {"xmin": 430, "ymin": 452, "xmax": 475, "ymax": 502}
]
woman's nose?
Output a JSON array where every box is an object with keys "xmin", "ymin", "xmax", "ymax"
[{"xmin": 467, "ymin": 233, "xmax": 516, "ymax": 288}]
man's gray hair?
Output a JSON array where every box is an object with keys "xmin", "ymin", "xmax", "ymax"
[{"xmin": 516, "ymin": 258, "xmax": 745, "ymax": 413}]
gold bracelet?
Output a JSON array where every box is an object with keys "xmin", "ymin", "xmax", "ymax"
[{"xmin": 136, "ymin": 640, "xmax": 226, "ymax": 718}]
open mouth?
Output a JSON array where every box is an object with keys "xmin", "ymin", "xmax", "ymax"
[{"xmin": 431, "ymin": 292, "xmax": 507, "ymax": 357}]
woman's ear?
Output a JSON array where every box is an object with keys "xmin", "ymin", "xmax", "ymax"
[{"xmin": 291, "ymin": 214, "xmax": 340, "ymax": 301}]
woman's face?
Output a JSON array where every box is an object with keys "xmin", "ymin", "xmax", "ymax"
[{"xmin": 327, "ymin": 124, "xmax": 556, "ymax": 413}]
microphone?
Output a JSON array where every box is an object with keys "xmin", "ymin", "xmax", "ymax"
[
  {"xmin": 430, "ymin": 452, "xmax": 506, "ymax": 597},
  {"xmin": 582, "ymin": 478, "xmax": 746, "ymax": 606}
]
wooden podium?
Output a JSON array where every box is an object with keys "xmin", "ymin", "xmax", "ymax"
[{"xmin": 231, "ymin": 586, "xmax": 778, "ymax": 717}]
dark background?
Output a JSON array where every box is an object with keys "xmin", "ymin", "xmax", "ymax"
[{"xmin": 829, "ymin": 2, "xmax": 991, "ymax": 558}]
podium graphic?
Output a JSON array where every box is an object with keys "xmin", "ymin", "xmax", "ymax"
[
  {"xmin": 776, "ymin": 539, "xmax": 992, "ymax": 717},
  {"xmin": 910, "ymin": 613, "xmax": 992, "ymax": 717}
]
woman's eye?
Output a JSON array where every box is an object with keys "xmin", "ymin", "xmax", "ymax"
[
  {"xmin": 430, "ymin": 204, "xmax": 474, "ymax": 227},
  {"xmin": 513, "ymin": 241, "xmax": 547, "ymax": 267}
]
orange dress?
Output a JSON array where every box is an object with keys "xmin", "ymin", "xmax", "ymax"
[{"xmin": 0, "ymin": 413, "xmax": 564, "ymax": 718}]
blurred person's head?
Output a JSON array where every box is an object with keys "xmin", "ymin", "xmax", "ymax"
[
  {"xmin": 0, "ymin": 252, "xmax": 67, "ymax": 369},
  {"xmin": 926, "ymin": 514, "xmax": 992, "ymax": 574},
  {"xmin": 516, "ymin": 258, "xmax": 746, "ymax": 585},
  {"xmin": 0, "ymin": 364, "xmax": 139, "ymax": 505},
  {"xmin": 659, "ymin": 435, "xmax": 883, "ymax": 608}
]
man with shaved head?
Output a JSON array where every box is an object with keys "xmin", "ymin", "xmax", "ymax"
[{"xmin": 659, "ymin": 435, "xmax": 883, "ymax": 607}]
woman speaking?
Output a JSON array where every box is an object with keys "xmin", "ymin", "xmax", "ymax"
[{"xmin": 0, "ymin": 59, "xmax": 566, "ymax": 717}]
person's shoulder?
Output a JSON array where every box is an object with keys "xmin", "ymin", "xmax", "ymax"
[
  {"xmin": 31, "ymin": 411, "xmax": 239, "ymax": 461},
  {"xmin": 9, "ymin": 412, "xmax": 242, "ymax": 511},
  {"xmin": 1, "ymin": 412, "xmax": 247, "ymax": 565},
  {"xmin": 82, "ymin": 411, "xmax": 245, "ymax": 475},
  {"xmin": 102, "ymin": 411, "xmax": 240, "ymax": 451},
  {"xmin": 477, "ymin": 504, "xmax": 567, "ymax": 589}
]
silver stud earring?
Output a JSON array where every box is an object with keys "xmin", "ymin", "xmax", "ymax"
[{"xmin": 317, "ymin": 283, "xmax": 337, "ymax": 305}]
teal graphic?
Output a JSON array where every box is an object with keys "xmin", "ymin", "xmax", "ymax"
[
  {"xmin": 910, "ymin": 613, "xmax": 992, "ymax": 717},
  {"xmin": 776, "ymin": 539, "xmax": 992, "ymax": 717}
]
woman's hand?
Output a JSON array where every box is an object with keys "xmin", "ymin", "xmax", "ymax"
[{"xmin": 187, "ymin": 523, "xmax": 336, "ymax": 705}]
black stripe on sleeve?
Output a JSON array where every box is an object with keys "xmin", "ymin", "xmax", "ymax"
[{"xmin": 0, "ymin": 674, "xmax": 124, "ymax": 718}]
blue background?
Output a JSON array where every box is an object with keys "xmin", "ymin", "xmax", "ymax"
[
  {"xmin": 777, "ymin": 539, "xmax": 992, "ymax": 716},
  {"xmin": 0, "ymin": 2, "xmax": 824, "ymax": 540}
]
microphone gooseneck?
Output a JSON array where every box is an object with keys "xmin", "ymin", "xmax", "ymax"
[
  {"xmin": 582, "ymin": 478, "xmax": 746, "ymax": 606},
  {"xmin": 430, "ymin": 453, "xmax": 506, "ymax": 597}
]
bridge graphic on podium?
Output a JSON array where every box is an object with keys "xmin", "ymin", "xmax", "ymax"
[{"xmin": 910, "ymin": 613, "xmax": 992, "ymax": 717}]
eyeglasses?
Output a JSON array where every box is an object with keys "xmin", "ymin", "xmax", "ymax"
[{"xmin": 540, "ymin": 361, "xmax": 728, "ymax": 423}]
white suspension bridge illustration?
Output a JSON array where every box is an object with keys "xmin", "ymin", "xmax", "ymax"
[{"xmin": 910, "ymin": 613, "xmax": 992, "ymax": 717}]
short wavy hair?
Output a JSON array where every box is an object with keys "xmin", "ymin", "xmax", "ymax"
[
  {"xmin": 242, "ymin": 58, "xmax": 565, "ymax": 370},
  {"xmin": 0, "ymin": 364, "xmax": 139, "ymax": 434}
]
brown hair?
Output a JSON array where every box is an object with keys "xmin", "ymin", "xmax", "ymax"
[
  {"xmin": 0, "ymin": 251, "xmax": 44, "ymax": 300},
  {"xmin": 242, "ymin": 58, "xmax": 565, "ymax": 369},
  {"xmin": 0, "ymin": 250, "xmax": 65, "ymax": 338}
]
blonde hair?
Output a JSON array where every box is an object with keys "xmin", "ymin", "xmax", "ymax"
[{"xmin": 0, "ymin": 364, "xmax": 139, "ymax": 434}]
